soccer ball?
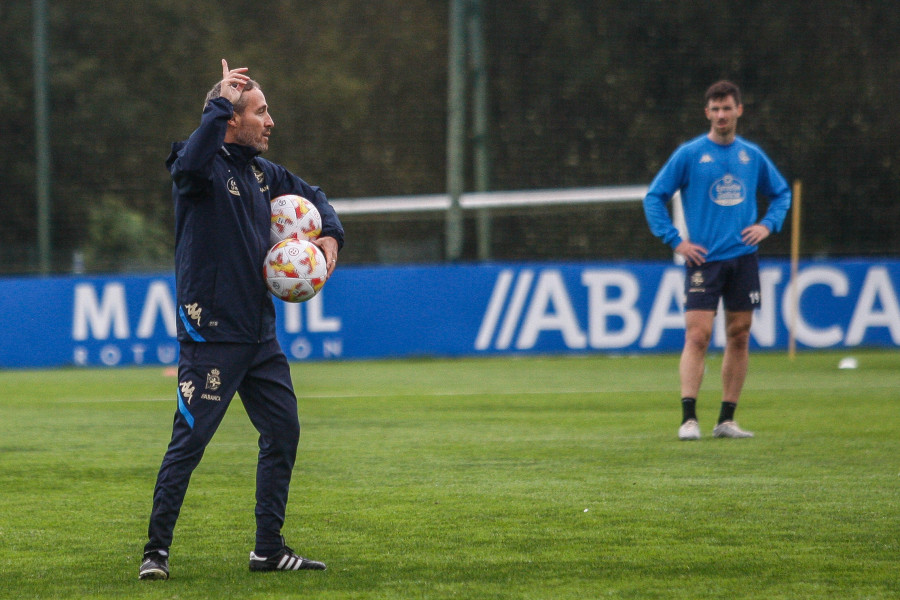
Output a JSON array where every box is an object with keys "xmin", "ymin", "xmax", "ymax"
[
  {"xmin": 269, "ymin": 194, "xmax": 322, "ymax": 246},
  {"xmin": 264, "ymin": 238, "xmax": 328, "ymax": 303}
]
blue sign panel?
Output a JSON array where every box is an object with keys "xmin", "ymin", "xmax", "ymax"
[{"xmin": 1, "ymin": 259, "xmax": 898, "ymax": 368}]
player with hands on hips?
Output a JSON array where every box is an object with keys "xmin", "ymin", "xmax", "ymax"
[{"xmin": 643, "ymin": 80, "xmax": 791, "ymax": 441}]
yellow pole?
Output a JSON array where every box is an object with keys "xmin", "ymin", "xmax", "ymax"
[{"xmin": 788, "ymin": 180, "xmax": 802, "ymax": 360}]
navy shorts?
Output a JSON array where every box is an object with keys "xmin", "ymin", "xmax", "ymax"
[{"xmin": 684, "ymin": 252, "xmax": 761, "ymax": 312}]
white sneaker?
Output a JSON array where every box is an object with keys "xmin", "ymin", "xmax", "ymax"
[
  {"xmin": 713, "ymin": 420, "xmax": 754, "ymax": 438},
  {"xmin": 678, "ymin": 419, "xmax": 701, "ymax": 440}
]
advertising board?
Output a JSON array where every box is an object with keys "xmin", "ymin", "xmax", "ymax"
[{"xmin": 1, "ymin": 259, "xmax": 897, "ymax": 368}]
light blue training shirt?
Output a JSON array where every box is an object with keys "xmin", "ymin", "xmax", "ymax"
[{"xmin": 643, "ymin": 134, "xmax": 792, "ymax": 262}]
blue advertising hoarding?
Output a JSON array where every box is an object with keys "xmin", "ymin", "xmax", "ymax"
[{"xmin": 1, "ymin": 259, "xmax": 898, "ymax": 368}]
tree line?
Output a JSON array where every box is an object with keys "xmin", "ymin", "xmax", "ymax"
[{"xmin": 1, "ymin": 0, "xmax": 897, "ymax": 272}]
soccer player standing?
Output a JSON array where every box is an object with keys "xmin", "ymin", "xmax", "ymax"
[
  {"xmin": 139, "ymin": 60, "xmax": 344, "ymax": 579},
  {"xmin": 643, "ymin": 80, "xmax": 791, "ymax": 441}
]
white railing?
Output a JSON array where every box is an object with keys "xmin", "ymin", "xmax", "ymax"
[
  {"xmin": 330, "ymin": 185, "xmax": 650, "ymax": 214},
  {"xmin": 330, "ymin": 185, "xmax": 686, "ymax": 264}
]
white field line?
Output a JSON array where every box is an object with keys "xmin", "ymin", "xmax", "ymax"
[{"xmin": 56, "ymin": 378, "xmax": 899, "ymax": 403}]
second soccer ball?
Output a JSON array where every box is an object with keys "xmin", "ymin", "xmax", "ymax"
[{"xmin": 264, "ymin": 238, "xmax": 328, "ymax": 303}]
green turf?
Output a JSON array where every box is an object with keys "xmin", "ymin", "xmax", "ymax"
[{"xmin": 0, "ymin": 350, "xmax": 897, "ymax": 599}]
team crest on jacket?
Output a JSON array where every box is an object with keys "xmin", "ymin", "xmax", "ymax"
[
  {"xmin": 251, "ymin": 164, "xmax": 269, "ymax": 192},
  {"xmin": 227, "ymin": 177, "xmax": 240, "ymax": 196},
  {"xmin": 252, "ymin": 164, "xmax": 265, "ymax": 183}
]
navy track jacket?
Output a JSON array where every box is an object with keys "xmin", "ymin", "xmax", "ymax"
[{"xmin": 167, "ymin": 97, "xmax": 344, "ymax": 344}]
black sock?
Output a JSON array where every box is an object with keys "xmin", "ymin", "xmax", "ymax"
[
  {"xmin": 681, "ymin": 397, "xmax": 697, "ymax": 423},
  {"xmin": 718, "ymin": 401, "xmax": 737, "ymax": 424}
]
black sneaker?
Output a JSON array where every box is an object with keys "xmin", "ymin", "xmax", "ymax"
[
  {"xmin": 249, "ymin": 537, "xmax": 326, "ymax": 572},
  {"xmin": 139, "ymin": 550, "xmax": 169, "ymax": 580}
]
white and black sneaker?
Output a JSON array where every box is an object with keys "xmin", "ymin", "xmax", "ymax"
[
  {"xmin": 249, "ymin": 537, "xmax": 326, "ymax": 572},
  {"xmin": 139, "ymin": 550, "xmax": 169, "ymax": 580}
]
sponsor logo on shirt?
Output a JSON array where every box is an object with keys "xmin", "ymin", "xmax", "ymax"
[{"xmin": 709, "ymin": 174, "xmax": 746, "ymax": 206}]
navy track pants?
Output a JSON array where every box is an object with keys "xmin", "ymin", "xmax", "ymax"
[{"xmin": 145, "ymin": 339, "xmax": 300, "ymax": 556}]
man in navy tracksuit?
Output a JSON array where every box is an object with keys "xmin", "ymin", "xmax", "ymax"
[{"xmin": 140, "ymin": 60, "xmax": 344, "ymax": 580}]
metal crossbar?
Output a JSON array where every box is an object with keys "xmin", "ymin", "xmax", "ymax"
[{"xmin": 329, "ymin": 185, "xmax": 649, "ymax": 215}]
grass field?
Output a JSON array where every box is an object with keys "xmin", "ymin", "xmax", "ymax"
[{"xmin": 0, "ymin": 349, "xmax": 897, "ymax": 599}]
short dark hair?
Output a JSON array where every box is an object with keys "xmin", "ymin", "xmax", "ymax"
[
  {"xmin": 705, "ymin": 80, "xmax": 742, "ymax": 106},
  {"xmin": 204, "ymin": 78, "xmax": 260, "ymax": 114}
]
